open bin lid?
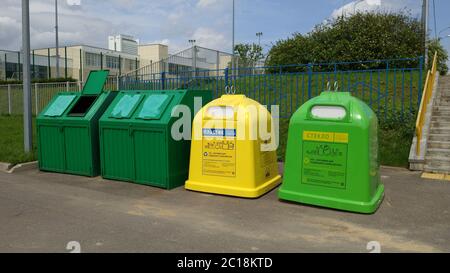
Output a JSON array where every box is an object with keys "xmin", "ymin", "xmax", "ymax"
[
  {"xmin": 137, "ymin": 94, "xmax": 173, "ymax": 120},
  {"xmin": 43, "ymin": 94, "xmax": 77, "ymax": 117},
  {"xmin": 110, "ymin": 94, "xmax": 143, "ymax": 119},
  {"xmin": 82, "ymin": 70, "xmax": 110, "ymax": 95}
]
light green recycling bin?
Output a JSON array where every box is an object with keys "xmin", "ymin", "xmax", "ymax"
[{"xmin": 278, "ymin": 91, "xmax": 384, "ymax": 214}]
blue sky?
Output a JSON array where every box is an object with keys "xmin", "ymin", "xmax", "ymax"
[{"xmin": 0, "ymin": 0, "xmax": 449, "ymax": 62}]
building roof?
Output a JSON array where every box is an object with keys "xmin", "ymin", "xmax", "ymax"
[
  {"xmin": 138, "ymin": 43, "xmax": 168, "ymax": 47},
  {"xmin": 32, "ymin": 44, "xmax": 139, "ymax": 58}
]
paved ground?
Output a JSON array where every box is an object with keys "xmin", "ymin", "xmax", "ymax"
[{"xmin": 0, "ymin": 166, "xmax": 449, "ymax": 253}]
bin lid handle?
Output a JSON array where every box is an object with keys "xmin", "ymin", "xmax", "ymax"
[{"xmin": 225, "ymin": 85, "xmax": 236, "ymax": 95}]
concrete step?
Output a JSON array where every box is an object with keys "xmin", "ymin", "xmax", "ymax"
[
  {"xmin": 432, "ymin": 111, "xmax": 450, "ymax": 117},
  {"xmin": 429, "ymin": 128, "xmax": 450, "ymax": 135},
  {"xmin": 431, "ymin": 116, "xmax": 450, "ymax": 122},
  {"xmin": 433, "ymin": 106, "xmax": 450, "ymax": 111},
  {"xmin": 423, "ymin": 166, "xmax": 450, "ymax": 174},
  {"xmin": 429, "ymin": 134, "xmax": 450, "ymax": 142},
  {"xmin": 428, "ymin": 141, "xmax": 450, "ymax": 149},
  {"xmin": 431, "ymin": 121, "xmax": 450, "ymax": 128},
  {"xmin": 424, "ymin": 157, "xmax": 450, "ymax": 174},
  {"xmin": 426, "ymin": 148, "xmax": 450, "ymax": 158},
  {"xmin": 424, "ymin": 164, "xmax": 450, "ymax": 174}
]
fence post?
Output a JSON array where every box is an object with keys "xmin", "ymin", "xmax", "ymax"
[
  {"xmin": 3, "ymin": 53, "xmax": 6, "ymax": 80},
  {"xmin": 334, "ymin": 63, "xmax": 337, "ymax": 82},
  {"xmin": 385, "ymin": 61, "xmax": 389, "ymax": 119},
  {"xmin": 7, "ymin": 84, "xmax": 11, "ymax": 115},
  {"xmin": 192, "ymin": 45, "xmax": 197, "ymax": 78},
  {"xmin": 32, "ymin": 50, "xmax": 35, "ymax": 79},
  {"xmin": 48, "ymin": 48, "xmax": 51, "ymax": 79},
  {"xmin": 307, "ymin": 63, "xmax": 313, "ymax": 99},
  {"xmin": 225, "ymin": 68, "xmax": 229, "ymax": 87},
  {"xmin": 116, "ymin": 75, "xmax": 119, "ymax": 91},
  {"xmin": 79, "ymin": 48, "xmax": 83, "ymax": 82},
  {"xmin": 216, "ymin": 50, "xmax": 220, "ymax": 71},
  {"xmin": 64, "ymin": 46, "xmax": 68, "ymax": 79},
  {"xmin": 418, "ymin": 56, "xmax": 424, "ymax": 107},
  {"xmin": 35, "ymin": 83, "xmax": 39, "ymax": 115},
  {"xmin": 161, "ymin": 72, "xmax": 166, "ymax": 90},
  {"xmin": 118, "ymin": 55, "xmax": 122, "ymax": 76},
  {"xmin": 17, "ymin": 51, "xmax": 21, "ymax": 81},
  {"xmin": 66, "ymin": 81, "xmax": 69, "ymax": 92}
]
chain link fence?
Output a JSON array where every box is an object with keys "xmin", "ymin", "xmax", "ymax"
[{"xmin": 0, "ymin": 82, "xmax": 82, "ymax": 115}]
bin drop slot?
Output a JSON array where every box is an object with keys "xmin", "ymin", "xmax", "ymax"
[
  {"xmin": 44, "ymin": 95, "xmax": 77, "ymax": 117},
  {"xmin": 110, "ymin": 94, "xmax": 142, "ymax": 119},
  {"xmin": 137, "ymin": 94, "xmax": 173, "ymax": 120},
  {"xmin": 205, "ymin": 106, "xmax": 234, "ymax": 119},
  {"xmin": 311, "ymin": 105, "xmax": 346, "ymax": 120},
  {"xmin": 68, "ymin": 95, "xmax": 98, "ymax": 117}
]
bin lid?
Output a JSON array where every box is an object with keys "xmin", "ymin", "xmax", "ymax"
[
  {"xmin": 43, "ymin": 94, "xmax": 77, "ymax": 117},
  {"xmin": 82, "ymin": 70, "xmax": 110, "ymax": 95},
  {"xmin": 110, "ymin": 94, "xmax": 143, "ymax": 119},
  {"xmin": 137, "ymin": 94, "xmax": 173, "ymax": 120}
]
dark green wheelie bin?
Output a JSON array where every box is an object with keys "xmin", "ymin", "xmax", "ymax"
[
  {"xmin": 37, "ymin": 70, "xmax": 117, "ymax": 176},
  {"xmin": 99, "ymin": 89, "xmax": 212, "ymax": 189}
]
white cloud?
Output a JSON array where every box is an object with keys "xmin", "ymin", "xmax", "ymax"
[
  {"xmin": 197, "ymin": 0, "xmax": 219, "ymax": 9},
  {"xmin": 192, "ymin": 27, "xmax": 229, "ymax": 50},
  {"xmin": 0, "ymin": 16, "xmax": 22, "ymax": 49},
  {"xmin": 331, "ymin": 0, "xmax": 421, "ymax": 19},
  {"xmin": 66, "ymin": 0, "xmax": 81, "ymax": 5},
  {"xmin": 0, "ymin": 0, "xmax": 231, "ymax": 53}
]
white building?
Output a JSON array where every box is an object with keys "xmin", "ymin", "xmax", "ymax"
[{"xmin": 108, "ymin": 34, "xmax": 139, "ymax": 56}]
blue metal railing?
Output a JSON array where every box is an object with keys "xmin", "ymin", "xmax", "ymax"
[{"xmin": 119, "ymin": 57, "xmax": 424, "ymax": 119}]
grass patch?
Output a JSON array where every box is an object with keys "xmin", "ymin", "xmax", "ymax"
[
  {"xmin": 0, "ymin": 115, "xmax": 37, "ymax": 165},
  {"xmin": 379, "ymin": 129, "xmax": 413, "ymax": 167}
]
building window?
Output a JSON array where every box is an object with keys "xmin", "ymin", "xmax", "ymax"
[
  {"xmin": 106, "ymin": 55, "xmax": 119, "ymax": 69},
  {"xmin": 85, "ymin": 52, "xmax": 101, "ymax": 67}
]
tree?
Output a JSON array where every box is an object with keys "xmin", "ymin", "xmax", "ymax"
[
  {"xmin": 233, "ymin": 43, "xmax": 264, "ymax": 68},
  {"xmin": 266, "ymin": 12, "xmax": 439, "ymax": 71},
  {"xmin": 427, "ymin": 39, "xmax": 449, "ymax": 75}
]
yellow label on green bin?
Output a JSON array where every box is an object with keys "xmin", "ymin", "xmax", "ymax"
[
  {"xmin": 302, "ymin": 131, "xmax": 349, "ymax": 189},
  {"xmin": 303, "ymin": 131, "xmax": 349, "ymax": 143},
  {"xmin": 302, "ymin": 141, "xmax": 348, "ymax": 189}
]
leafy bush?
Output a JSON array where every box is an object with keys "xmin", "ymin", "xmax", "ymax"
[
  {"xmin": 266, "ymin": 12, "xmax": 449, "ymax": 74},
  {"xmin": 427, "ymin": 39, "xmax": 449, "ymax": 75}
]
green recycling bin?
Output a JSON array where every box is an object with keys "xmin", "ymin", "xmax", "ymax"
[
  {"xmin": 278, "ymin": 91, "xmax": 384, "ymax": 214},
  {"xmin": 37, "ymin": 70, "xmax": 116, "ymax": 177},
  {"xmin": 99, "ymin": 89, "xmax": 212, "ymax": 189}
]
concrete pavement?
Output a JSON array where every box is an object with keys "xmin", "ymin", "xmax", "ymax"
[{"xmin": 0, "ymin": 167, "xmax": 449, "ymax": 253}]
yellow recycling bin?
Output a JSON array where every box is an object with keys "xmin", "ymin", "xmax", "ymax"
[{"xmin": 185, "ymin": 94, "xmax": 281, "ymax": 198}]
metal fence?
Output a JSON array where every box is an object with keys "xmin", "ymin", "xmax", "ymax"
[
  {"xmin": 120, "ymin": 57, "xmax": 424, "ymax": 119},
  {"xmin": 0, "ymin": 57, "xmax": 424, "ymax": 119},
  {"xmin": 0, "ymin": 82, "xmax": 81, "ymax": 115},
  {"xmin": 0, "ymin": 49, "xmax": 73, "ymax": 81}
]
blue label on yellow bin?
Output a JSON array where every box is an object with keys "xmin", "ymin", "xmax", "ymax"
[
  {"xmin": 202, "ymin": 128, "xmax": 237, "ymax": 177},
  {"xmin": 203, "ymin": 128, "xmax": 237, "ymax": 137}
]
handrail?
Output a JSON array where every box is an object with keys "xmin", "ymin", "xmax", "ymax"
[{"xmin": 416, "ymin": 52, "xmax": 438, "ymax": 155}]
